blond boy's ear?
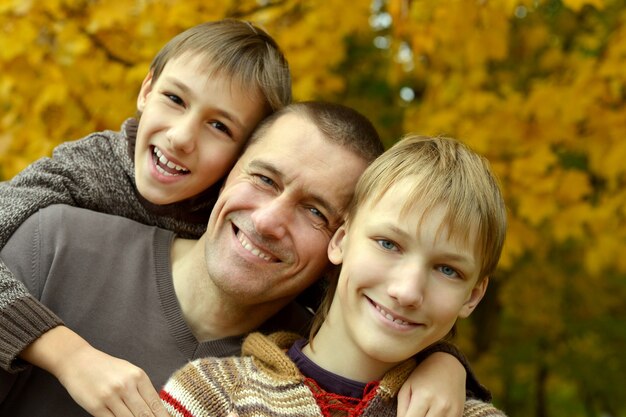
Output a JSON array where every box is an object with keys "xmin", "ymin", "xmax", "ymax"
[
  {"xmin": 327, "ymin": 225, "xmax": 347, "ymax": 266},
  {"xmin": 458, "ymin": 277, "xmax": 489, "ymax": 318},
  {"xmin": 137, "ymin": 71, "xmax": 155, "ymax": 112}
]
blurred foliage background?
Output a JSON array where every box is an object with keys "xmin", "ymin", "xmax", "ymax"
[{"xmin": 1, "ymin": 0, "xmax": 625, "ymax": 416}]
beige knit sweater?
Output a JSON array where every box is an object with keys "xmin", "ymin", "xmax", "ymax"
[{"xmin": 161, "ymin": 332, "xmax": 507, "ymax": 417}]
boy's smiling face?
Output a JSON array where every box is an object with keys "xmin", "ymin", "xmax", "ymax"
[
  {"xmin": 324, "ymin": 178, "xmax": 488, "ymax": 380},
  {"xmin": 134, "ymin": 53, "xmax": 267, "ymax": 205}
]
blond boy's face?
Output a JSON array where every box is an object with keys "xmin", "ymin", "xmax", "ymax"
[
  {"xmin": 134, "ymin": 53, "xmax": 266, "ymax": 205},
  {"xmin": 325, "ymin": 178, "xmax": 487, "ymax": 377}
]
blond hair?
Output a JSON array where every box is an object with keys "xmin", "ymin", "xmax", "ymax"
[{"xmin": 310, "ymin": 134, "xmax": 507, "ymax": 339}]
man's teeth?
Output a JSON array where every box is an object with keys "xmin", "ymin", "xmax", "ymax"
[
  {"xmin": 153, "ymin": 147, "xmax": 189, "ymax": 174},
  {"xmin": 237, "ymin": 231, "xmax": 272, "ymax": 261},
  {"xmin": 375, "ymin": 304, "xmax": 410, "ymax": 325}
]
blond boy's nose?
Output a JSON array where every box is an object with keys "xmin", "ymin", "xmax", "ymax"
[{"xmin": 387, "ymin": 267, "xmax": 426, "ymax": 308}]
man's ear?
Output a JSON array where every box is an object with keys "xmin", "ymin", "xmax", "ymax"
[
  {"xmin": 137, "ymin": 71, "xmax": 154, "ymax": 112},
  {"xmin": 327, "ymin": 225, "xmax": 347, "ymax": 266},
  {"xmin": 459, "ymin": 277, "xmax": 489, "ymax": 318}
]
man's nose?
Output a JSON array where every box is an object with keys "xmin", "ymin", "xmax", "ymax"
[{"xmin": 250, "ymin": 197, "xmax": 291, "ymax": 240}]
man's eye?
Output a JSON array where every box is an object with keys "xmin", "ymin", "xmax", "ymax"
[
  {"xmin": 308, "ymin": 207, "xmax": 327, "ymax": 223},
  {"xmin": 257, "ymin": 175, "xmax": 274, "ymax": 187},
  {"xmin": 209, "ymin": 121, "xmax": 232, "ymax": 137},
  {"xmin": 166, "ymin": 93, "xmax": 184, "ymax": 106},
  {"xmin": 376, "ymin": 239, "xmax": 398, "ymax": 251}
]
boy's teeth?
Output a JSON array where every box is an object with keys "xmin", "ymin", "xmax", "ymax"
[
  {"xmin": 375, "ymin": 304, "xmax": 410, "ymax": 325},
  {"xmin": 153, "ymin": 147, "xmax": 188, "ymax": 173}
]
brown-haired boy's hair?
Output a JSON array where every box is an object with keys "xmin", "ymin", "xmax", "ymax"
[{"xmin": 150, "ymin": 19, "xmax": 291, "ymax": 113}]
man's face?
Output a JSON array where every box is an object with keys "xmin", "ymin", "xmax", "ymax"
[
  {"xmin": 203, "ymin": 112, "xmax": 369, "ymax": 308},
  {"xmin": 134, "ymin": 53, "xmax": 266, "ymax": 205}
]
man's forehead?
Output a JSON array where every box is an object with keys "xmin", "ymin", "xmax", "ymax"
[{"xmin": 241, "ymin": 118, "xmax": 367, "ymax": 215}]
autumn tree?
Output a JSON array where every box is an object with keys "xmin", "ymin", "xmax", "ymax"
[
  {"xmin": 373, "ymin": 1, "xmax": 626, "ymax": 416},
  {"xmin": 1, "ymin": 1, "xmax": 624, "ymax": 417}
]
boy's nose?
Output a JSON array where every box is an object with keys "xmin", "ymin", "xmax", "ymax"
[
  {"xmin": 167, "ymin": 119, "xmax": 198, "ymax": 153},
  {"xmin": 387, "ymin": 266, "xmax": 426, "ymax": 308}
]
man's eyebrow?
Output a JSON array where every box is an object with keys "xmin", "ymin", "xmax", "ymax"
[
  {"xmin": 249, "ymin": 160, "xmax": 340, "ymax": 222},
  {"xmin": 164, "ymin": 77, "xmax": 245, "ymax": 131}
]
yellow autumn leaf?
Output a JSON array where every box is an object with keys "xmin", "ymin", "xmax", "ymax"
[
  {"xmin": 584, "ymin": 233, "xmax": 622, "ymax": 275},
  {"xmin": 551, "ymin": 201, "xmax": 594, "ymax": 242},
  {"xmin": 562, "ymin": 0, "xmax": 606, "ymax": 11},
  {"xmin": 555, "ymin": 169, "xmax": 591, "ymax": 204}
]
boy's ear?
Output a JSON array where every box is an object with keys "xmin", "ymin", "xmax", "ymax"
[
  {"xmin": 137, "ymin": 71, "xmax": 155, "ymax": 112},
  {"xmin": 327, "ymin": 225, "xmax": 347, "ymax": 266},
  {"xmin": 459, "ymin": 277, "xmax": 489, "ymax": 318}
]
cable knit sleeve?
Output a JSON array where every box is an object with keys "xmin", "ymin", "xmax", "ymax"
[
  {"xmin": 0, "ymin": 120, "xmax": 213, "ymax": 372},
  {"xmin": 0, "ymin": 129, "xmax": 135, "ymax": 372},
  {"xmin": 463, "ymin": 399, "xmax": 507, "ymax": 417},
  {"xmin": 161, "ymin": 358, "xmax": 239, "ymax": 417}
]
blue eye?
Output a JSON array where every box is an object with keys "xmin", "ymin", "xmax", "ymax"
[
  {"xmin": 258, "ymin": 175, "xmax": 274, "ymax": 186},
  {"xmin": 307, "ymin": 207, "xmax": 329, "ymax": 226},
  {"xmin": 439, "ymin": 265, "xmax": 459, "ymax": 278},
  {"xmin": 309, "ymin": 207, "xmax": 324, "ymax": 219},
  {"xmin": 377, "ymin": 239, "xmax": 398, "ymax": 251}
]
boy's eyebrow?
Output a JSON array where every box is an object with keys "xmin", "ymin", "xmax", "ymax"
[
  {"xmin": 386, "ymin": 223, "xmax": 476, "ymax": 266},
  {"xmin": 166, "ymin": 78, "xmax": 246, "ymax": 131},
  {"xmin": 249, "ymin": 160, "xmax": 340, "ymax": 222}
]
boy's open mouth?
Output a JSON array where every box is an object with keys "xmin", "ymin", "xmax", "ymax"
[{"xmin": 152, "ymin": 146, "xmax": 190, "ymax": 176}]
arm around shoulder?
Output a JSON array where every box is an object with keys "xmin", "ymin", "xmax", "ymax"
[
  {"xmin": 0, "ymin": 208, "xmax": 64, "ymax": 372},
  {"xmin": 0, "ymin": 133, "xmax": 123, "ymax": 371}
]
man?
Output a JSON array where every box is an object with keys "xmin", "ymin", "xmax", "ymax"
[
  {"xmin": 0, "ymin": 102, "xmax": 379, "ymax": 416},
  {"xmin": 0, "ymin": 102, "xmax": 476, "ymax": 417}
]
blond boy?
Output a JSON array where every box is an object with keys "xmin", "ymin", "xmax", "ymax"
[{"xmin": 161, "ymin": 134, "xmax": 508, "ymax": 417}]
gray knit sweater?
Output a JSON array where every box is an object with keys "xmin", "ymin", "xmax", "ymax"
[{"xmin": 0, "ymin": 119, "xmax": 217, "ymax": 371}]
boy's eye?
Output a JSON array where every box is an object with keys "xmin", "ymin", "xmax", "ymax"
[
  {"xmin": 166, "ymin": 93, "xmax": 184, "ymax": 106},
  {"xmin": 209, "ymin": 121, "xmax": 232, "ymax": 137},
  {"xmin": 438, "ymin": 265, "xmax": 460, "ymax": 278},
  {"xmin": 376, "ymin": 239, "xmax": 398, "ymax": 251}
]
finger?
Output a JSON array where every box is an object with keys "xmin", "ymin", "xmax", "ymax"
[
  {"xmin": 396, "ymin": 386, "xmax": 410, "ymax": 417},
  {"xmin": 403, "ymin": 402, "xmax": 430, "ymax": 417},
  {"xmin": 106, "ymin": 399, "xmax": 135, "ymax": 417},
  {"xmin": 396, "ymin": 388, "xmax": 431, "ymax": 417},
  {"xmin": 420, "ymin": 396, "xmax": 462, "ymax": 417},
  {"xmin": 92, "ymin": 407, "xmax": 117, "ymax": 417},
  {"xmin": 120, "ymin": 389, "xmax": 157, "ymax": 417},
  {"xmin": 428, "ymin": 403, "xmax": 461, "ymax": 417},
  {"xmin": 136, "ymin": 378, "xmax": 169, "ymax": 417}
]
